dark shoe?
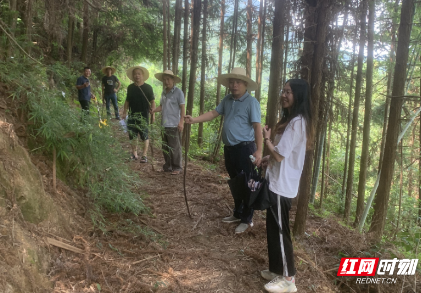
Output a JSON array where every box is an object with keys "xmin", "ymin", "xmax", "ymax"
[
  {"xmin": 140, "ymin": 156, "xmax": 148, "ymax": 163},
  {"xmin": 130, "ymin": 154, "xmax": 138, "ymax": 160}
]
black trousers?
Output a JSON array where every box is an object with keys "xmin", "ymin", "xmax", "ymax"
[
  {"xmin": 266, "ymin": 191, "xmax": 296, "ymax": 277},
  {"xmin": 79, "ymin": 100, "xmax": 90, "ymax": 115},
  {"xmin": 224, "ymin": 142, "xmax": 256, "ymax": 224}
]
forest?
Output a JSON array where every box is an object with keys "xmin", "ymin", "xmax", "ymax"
[{"xmin": 0, "ymin": 0, "xmax": 421, "ymax": 292}]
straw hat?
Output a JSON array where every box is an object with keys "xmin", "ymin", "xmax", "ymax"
[
  {"xmin": 101, "ymin": 66, "xmax": 116, "ymax": 75},
  {"xmin": 154, "ymin": 70, "xmax": 182, "ymax": 83},
  {"xmin": 217, "ymin": 67, "xmax": 258, "ymax": 91},
  {"xmin": 126, "ymin": 66, "xmax": 150, "ymax": 81}
]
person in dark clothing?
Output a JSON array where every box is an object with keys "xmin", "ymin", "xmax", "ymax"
[
  {"xmin": 75, "ymin": 67, "xmax": 94, "ymax": 115},
  {"xmin": 101, "ymin": 66, "xmax": 121, "ymax": 120},
  {"xmin": 122, "ymin": 66, "xmax": 155, "ymax": 162}
]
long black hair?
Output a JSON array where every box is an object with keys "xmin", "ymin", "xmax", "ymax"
[{"xmin": 275, "ymin": 79, "xmax": 312, "ymax": 145}]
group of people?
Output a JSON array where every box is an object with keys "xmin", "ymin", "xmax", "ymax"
[{"xmin": 76, "ymin": 65, "xmax": 312, "ymax": 293}]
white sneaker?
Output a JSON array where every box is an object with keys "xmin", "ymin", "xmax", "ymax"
[
  {"xmin": 264, "ymin": 276, "xmax": 297, "ymax": 293},
  {"xmin": 222, "ymin": 215, "xmax": 241, "ymax": 223},
  {"xmin": 235, "ymin": 222, "xmax": 253, "ymax": 234},
  {"xmin": 261, "ymin": 270, "xmax": 281, "ymax": 281}
]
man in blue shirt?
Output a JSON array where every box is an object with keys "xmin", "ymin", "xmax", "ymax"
[
  {"xmin": 75, "ymin": 67, "xmax": 94, "ymax": 115},
  {"xmin": 185, "ymin": 67, "xmax": 263, "ymax": 234}
]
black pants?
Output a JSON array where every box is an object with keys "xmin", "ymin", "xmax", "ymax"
[
  {"xmin": 224, "ymin": 142, "xmax": 256, "ymax": 224},
  {"xmin": 79, "ymin": 100, "xmax": 90, "ymax": 115},
  {"xmin": 266, "ymin": 191, "xmax": 296, "ymax": 277}
]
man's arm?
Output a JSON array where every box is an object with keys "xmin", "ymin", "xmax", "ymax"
[
  {"xmin": 114, "ymin": 80, "xmax": 120, "ymax": 92},
  {"xmin": 153, "ymin": 105, "xmax": 162, "ymax": 113},
  {"xmin": 252, "ymin": 122, "xmax": 263, "ymax": 166},
  {"xmin": 178, "ymin": 104, "xmax": 185, "ymax": 132},
  {"xmin": 184, "ymin": 110, "xmax": 219, "ymax": 124}
]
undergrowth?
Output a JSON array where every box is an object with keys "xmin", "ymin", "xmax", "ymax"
[{"xmin": 0, "ymin": 58, "xmax": 147, "ymax": 229}]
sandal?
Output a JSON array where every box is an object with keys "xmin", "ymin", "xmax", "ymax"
[
  {"xmin": 130, "ymin": 154, "xmax": 138, "ymax": 160},
  {"xmin": 171, "ymin": 170, "xmax": 181, "ymax": 175},
  {"xmin": 140, "ymin": 156, "xmax": 148, "ymax": 163}
]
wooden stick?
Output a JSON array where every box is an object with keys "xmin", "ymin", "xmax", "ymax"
[
  {"xmin": 182, "ymin": 120, "xmax": 192, "ymax": 218},
  {"xmin": 53, "ymin": 147, "xmax": 56, "ymax": 193},
  {"xmin": 192, "ymin": 213, "xmax": 203, "ymax": 231},
  {"xmin": 46, "ymin": 237, "xmax": 84, "ymax": 254},
  {"xmin": 132, "ymin": 254, "xmax": 160, "ymax": 265}
]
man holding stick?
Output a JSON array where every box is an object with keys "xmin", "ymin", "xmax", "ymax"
[
  {"xmin": 184, "ymin": 67, "xmax": 262, "ymax": 234},
  {"xmin": 152, "ymin": 70, "xmax": 185, "ymax": 175}
]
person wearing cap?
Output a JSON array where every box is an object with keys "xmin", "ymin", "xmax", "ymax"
[
  {"xmin": 184, "ymin": 67, "xmax": 262, "ymax": 234},
  {"xmin": 101, "ymin": 66, "xmax": 121, "ymax": 120},
  {"xmin": 122, "ymin": 66, "xmax": 155, "ymax": 162},
  {"xmin": 75, "ymin": 66, "xmax": 94, "ymax": 115},
  {"xmin": 152, "ymin": 70, "xmax": 185, "ymax": 175}
]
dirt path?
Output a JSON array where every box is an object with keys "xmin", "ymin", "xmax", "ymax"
[{"xmin": 48, "ymin": 120, "xmax": 413, "ymax": 293}]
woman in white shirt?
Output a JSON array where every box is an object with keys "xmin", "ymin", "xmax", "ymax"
[{"xmin": 260, "ymin": 79, "xmax": 312, "ymax": 293}]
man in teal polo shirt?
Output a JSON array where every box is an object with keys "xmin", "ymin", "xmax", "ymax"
[{"xmin": 185, "ymin": 67, "xmax": 263, "ymax": 234}]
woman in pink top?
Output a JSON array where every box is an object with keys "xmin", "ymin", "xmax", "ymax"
[{"xmin": 260, "ymin": 79, "xmax": 312, "ymax": 293}]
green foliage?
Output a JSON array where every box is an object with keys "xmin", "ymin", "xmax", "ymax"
[{"xmin": 1, "ymin": 58, "xmax": 146, "ymax": 227}]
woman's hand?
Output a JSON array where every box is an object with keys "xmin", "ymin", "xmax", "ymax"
[{"xmin": 263, "ymin": 125, "xmax": 271, "ymax": 140}]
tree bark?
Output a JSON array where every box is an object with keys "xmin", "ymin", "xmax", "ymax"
[
  {"xmin": 172, "ymin": 0, "xmax": 182, "ymax": 74},
  {"xmin": 198, "ymin": 0, "xmax": 208, "ymax": 147},
  {"xmin": 344, "ymin": 0, "xmax": 367, "ymax": 225},
  {"xmin": 246, "ymin": 0, "xmax": 252, "ymax": 77},
  {"xmin": 7, "ymin": 0, "xmax": 18, "ymax": 58},
  {"xmin": 186, "ymin": 0, "xmax": 201, "ymax": 120},
  {"xmin": 265, "ymin": 0, "xmax": 285, "ymax": 140},
  {"xmin": 255, "ymin": 0, "xmax": 267, "ymax": 102},
  {"xmin": 182, "ymin": 0, "xmax": 189, "ymax": 96},
  {"xmin": 163, "ymin": 0, "xmax": 168, "ymax": 71},
  {"xmin": 369, "ymin": 0, "xmax": 415, "ymax": 241},
  {"xmin": 67, "ymin": 10, "xmax": 74, "ymax": 66},
  {"xmin": 80, "ymin": 0, "xmax": 89, "ymax": 64},
  {"xmin": 167, "ymin": 0, "xmax": 171, "ymax": 70},
  {"xmin": 354, "ymin": 0, "xmax": 374, "ymax": 226},
  {"xmin": 255, "ymin": 0, "xmax": 264, "ymax": 101},
  {"xmin": 294, "ymin": 0, "xmax": 332, "ymax": 237},
  {"xmin": 216, "ymin": 0, "xmax": 225, "ymax": 106}
]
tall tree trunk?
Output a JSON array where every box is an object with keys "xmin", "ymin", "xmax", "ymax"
[
  {"xmin": 354, "ymin": 0, "xmax": 374, "ymax": 226},
  {"xmin": 369, "ymin": 0, "xmax": 415, "ymax": 241},
  {"xmin": 67, "ymin": 10, "xmax": 74, "ymax": 66},
  {"xmin": 165, "ymin": 0, "xmax": 171, "ymax": 69},
  {"xmin": 378, "ymin": 0, "xmax": 399, "ymax": 175},
  {"xmin": 25, "ymin": 0, "xmax": 33, "ymax": 52},
  {"xmin": 395, "ymin": 138, "xmax": 403, "ymax": 238},
  {"xmin": 320, "ymin": 128, "xmax": 327, "ymax": 209},
  {"xmin": 265, "ymin": 0, "xmax": 285, "ymax": 139},
  {"xmin": 80, "ymin": 0, "xmax": 89, "ymax": 64},
  {"xmin": 182, "ymin": 0, "xmax": 189, "ymax": 95},
  {"xmin": 216, "ymin": 0, "xmax": 225, "ymax": 106},
  {"xmin": 342, "ymin": 20, "xmax": 357, "ymax": 201},
  {"xmin": 172, "ymin": 0, "xmax": 182, "ymax": 74},
  {"xmin": 293, "ymin": 0, "xmax": 331, "ymax": 237},
  {"xmin": 228, "ymin": 0, "xmax": 239, "ymax": 72},
  {"xmin": 283, "ymin": 19, "xmax": 289, "ymax": 85},
  {"xmin": 408, "ymin": 117, "xmax": 415, "ymax": 198},
  {"xmin": 344, "ymin": 0, "xmax": 367, "ymax": 225},
  {"xmin": 6, "ymin": 0, "xmax": 18, "ymax": 58},
  {"xmin": 417, "ymin": 85, "xmax": 421, "ymax": 224},
  {"xmin": 255, "ymin": 0, "xmax": 264, "ymax": 101},
  {"xmin": 163, "ymin": 0, "xmax": 168, "ymax": 71},
  {"xmin": 198, "ymin": 0, "xmax": 208, "ymax": 147},
  {"xmin": 255, "ymin": 0, "xmax": 267, "ymax": 102},
  {"xmin": 246, "ymin": 0, "xmax": 252, "ymax": 77},
  {"xmin": 186, "ymin": 0, "xmax": 201, "ymax": 119}
]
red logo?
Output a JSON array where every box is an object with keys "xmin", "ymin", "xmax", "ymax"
[{"xmin": 337, "ymin": 258, "xmax": 379, "ymax": 276}]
